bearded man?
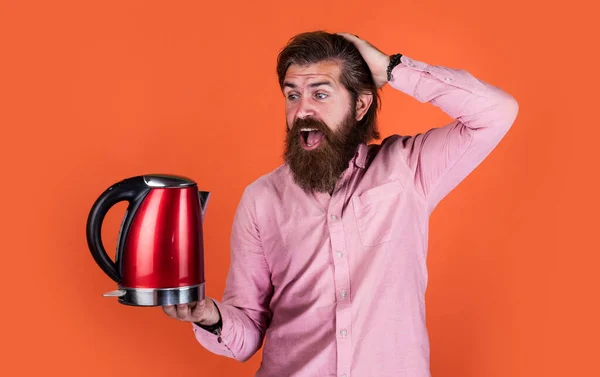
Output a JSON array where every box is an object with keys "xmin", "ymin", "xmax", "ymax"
[{"xmin": 163, "ymin": 30, "xmax": 519, "ymax": 377}]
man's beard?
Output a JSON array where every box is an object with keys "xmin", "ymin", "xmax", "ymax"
[{"xmin": 283, "ymin": 108, "xmax": 364, "ymax": 193}]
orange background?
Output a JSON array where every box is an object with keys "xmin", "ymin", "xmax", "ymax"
[{"xmin": 1, "ymin": 1, "xmax": 598, "ymax": 376}]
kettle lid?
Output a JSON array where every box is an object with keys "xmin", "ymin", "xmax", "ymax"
[{"xmin": 143, "ymin": 174, "xmax": 196, "ymax": 188}]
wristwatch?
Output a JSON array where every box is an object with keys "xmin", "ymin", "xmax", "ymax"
[
  {"xmin": 195, "ymin": 317, "xmax": 222, "ymax": 335},
  {"xmin": 387, "ymin": 53, "xmax": 403, "ymax": 81}
]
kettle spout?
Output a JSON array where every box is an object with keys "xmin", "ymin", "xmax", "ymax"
[
  {"xmin": 103, "ymin": 289, "xmax": 126, "ymax": 297},
  {"xmin": 198, "ymin": 191, "xmax": 211, "ymax": 221}
]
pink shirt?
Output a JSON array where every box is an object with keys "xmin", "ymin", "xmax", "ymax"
[{"xmin": 192, "ymin": 55, "xmax": 519, "ymax": 377}]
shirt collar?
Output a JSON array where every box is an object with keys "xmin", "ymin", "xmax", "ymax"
[{"xmin": 354, "ymin": 143, "xmax": 368, "ymax": 169}]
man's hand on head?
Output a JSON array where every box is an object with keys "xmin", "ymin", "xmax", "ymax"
[{"xmin": 336, "ymin": 32, "xmax": 391, "ymax": 88}]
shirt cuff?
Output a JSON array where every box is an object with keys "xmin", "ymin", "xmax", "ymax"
[{"xmin": 388, "ymin": 55, "xmax": 486, "ymax": 101}]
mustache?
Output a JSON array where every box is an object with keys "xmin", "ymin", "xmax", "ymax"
[{"xmin": 288, "ymin": 117, "xmax": 332, "ymax": 136}]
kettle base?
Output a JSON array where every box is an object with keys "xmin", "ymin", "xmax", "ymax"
[{"xmin": 104, "ymin": 283, "xmax": 205, "ymax": 307}]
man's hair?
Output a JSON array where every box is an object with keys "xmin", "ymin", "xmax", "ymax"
[{"xmin": 276, "ymin": 30, "xmax": 381, "ymax": 142}]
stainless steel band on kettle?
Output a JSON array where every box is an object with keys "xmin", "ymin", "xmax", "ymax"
[{"xmin": 103, "ymin": 283, "xmax": 206, "ymax": 307}]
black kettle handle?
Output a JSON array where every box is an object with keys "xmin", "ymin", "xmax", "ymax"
[{"xmin": 86, "ymin": 178, "xmax": 146, "ymax": 283}]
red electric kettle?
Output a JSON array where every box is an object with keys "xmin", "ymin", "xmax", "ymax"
[{"xmin": 85, "ymin": 174, "xmax": 210, "ymax": 307}]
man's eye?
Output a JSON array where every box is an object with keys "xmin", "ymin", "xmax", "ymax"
[
  {"xmin": 315, "ymin": 93, "xmax": 328, "ymax": 100},
  {"xmin": 287, "ymin": 94, "xmax": 299, "ymax": 101}
]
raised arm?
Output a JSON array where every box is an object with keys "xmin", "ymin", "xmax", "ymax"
[{"xmin": 386, "ymin": 55, "xmax": 519, "ymax": 212}]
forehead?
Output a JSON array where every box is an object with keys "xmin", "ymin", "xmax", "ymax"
[{"xmin": 284, "ymin": 60, "xmax": 342, "ymax": 86}]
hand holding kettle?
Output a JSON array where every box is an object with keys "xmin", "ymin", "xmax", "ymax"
[{"xmin": 162, "ymin": 298, "xmax": 221, "ymax": 325}]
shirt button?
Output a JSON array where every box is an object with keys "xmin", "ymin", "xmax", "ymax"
[
  {"xmin": 340, "ymin": 329, "xmax": 347, "ymax": 337},
  {"xmin": 340, "ymin": 290, "xmax": 347, "ymax": 299},
  {"xmin": 341, "ymin": 374, "xmax": 347, "ymax": 377},
  {"xmin": 336, "ymin": 251, "xmax": 343, "ymax": 259},
  {"xmin": 330, "ymin": 215, "xmax": 338, "ymax": 221},
  {"xmin": 444, "ymin": 77, "xmax": 453, "ymax": 81}
]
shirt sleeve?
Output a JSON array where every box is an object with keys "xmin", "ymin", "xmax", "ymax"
[
  {"xmin": 191, "ymin": 185, "xmax": 273, "ymax": 362},
  {"xmin": 386, "ymin": 55, "xmax": 519, "ymax": 213}
]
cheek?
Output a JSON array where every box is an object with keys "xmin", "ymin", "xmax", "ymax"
[
  {"xmin": 324, "ymin": 100, "xmax": 349, "ymax": 125},
  {"xmin": 285, "ymin": 104, "xmax": 295, "ymax": 128},
  {"xmin": 321, "ymin": 111, "xmax": 343, "ymax": 132}
]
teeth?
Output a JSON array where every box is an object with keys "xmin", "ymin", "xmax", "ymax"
[{"xmin": 300, "ymin": 128, "xmax": 317, "ymax": 132}]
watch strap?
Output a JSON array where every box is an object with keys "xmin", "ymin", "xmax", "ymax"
[{"xmin": 386, "ymin": 53, "xmax": 403, "ymax": 82}]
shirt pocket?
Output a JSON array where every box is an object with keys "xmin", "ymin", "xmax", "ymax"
[{"xmin": 351, "ymin": 180, "xmax": 405, "ymax": 247}]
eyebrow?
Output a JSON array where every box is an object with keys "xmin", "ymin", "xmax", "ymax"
[{"xmin": 283, "ymin": 81, "xmax": 334, "ymax": 89}]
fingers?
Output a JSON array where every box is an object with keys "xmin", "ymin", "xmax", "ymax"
[
  {"xmin": 162, "ymin": 305, "xmax": 177, "ymax": 318},
  {"xmin": 336, "ymin": 32, "xmax": 360, "ymax": 42},
  {"xmin": 175, "ymin": 304, "xmax": 190, "ymax": 320},
  {"xmin": 162, "ymin": 303, "xmax": 196, "ymax": 321}
]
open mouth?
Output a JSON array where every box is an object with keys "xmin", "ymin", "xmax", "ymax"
[{"xmin": 299, "ymin": 128, "xmax": 325, "ymax": 150}]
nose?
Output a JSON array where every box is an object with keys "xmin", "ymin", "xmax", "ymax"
[{"xmin": 295, "ymin": 96, "xmax": 315, "ymax": 120}]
